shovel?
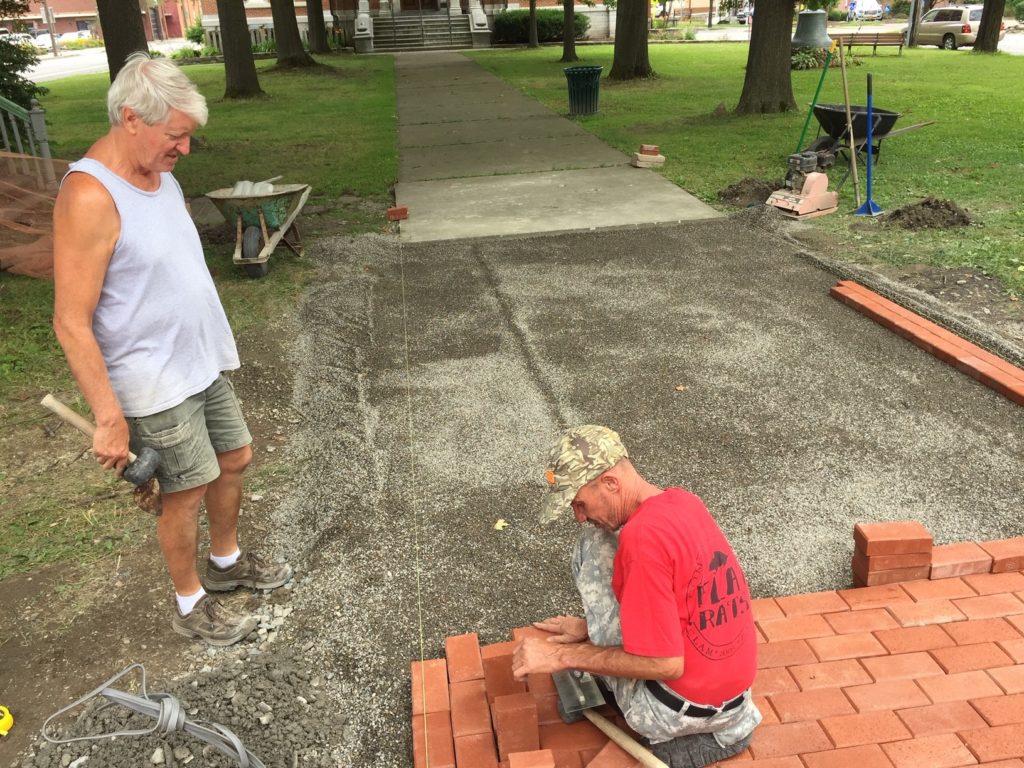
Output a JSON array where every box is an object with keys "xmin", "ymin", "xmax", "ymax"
[{"xmin": 552, "ymin": 670, "xmax": 669, "ymax": 768}]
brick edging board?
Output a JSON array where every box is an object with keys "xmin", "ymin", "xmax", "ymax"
[{"xmin": 830, "ymin": 280, "xmax": 1024, "ymax": 406}]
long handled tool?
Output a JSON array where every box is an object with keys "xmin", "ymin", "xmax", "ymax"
[
  {"xmin": 553, "ymin": 670, "xmax": 669, "ymax": 768},
  {"xmin": 836, "ymin": 42, "xmax": 861, "ymax": 207},
  {"xmin": 855, "ymin": 73, "xmax": 884, "ymax": 217},
  {"xmin": 41, "ymin": 394, "xmax": 162, "ymax": 515}
]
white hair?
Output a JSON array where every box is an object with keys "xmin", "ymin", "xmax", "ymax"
[{"xmin": 107, "ymin": 52, "xmax": 208, "ymax": 127}]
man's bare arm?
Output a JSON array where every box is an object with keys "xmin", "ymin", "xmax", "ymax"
[
  {"xmin": 512, "ymin": 636, "xmax": 683, "ymax": 682},
  {"xmin": 52, "ymin": 172, "xmax": 127, "ymax": 471}
]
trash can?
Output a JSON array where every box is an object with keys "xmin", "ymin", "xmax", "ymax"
[{"xmin": 564, "ymin": 65, "xmax": 603, "ymax": 117}]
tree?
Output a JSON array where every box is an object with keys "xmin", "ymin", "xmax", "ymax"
[
  {"xmin": 269, "ymin": 0, "xmax": 316, "ymax": 67},
  {"xmin": 608, "ymin": 0, "xmax": 653, "ymax": 79},
  {"xmin": 973, "ymin": 0, "xmax": 1006, "ymax": 52},
  {"xmin": 560, "ymin": 0, "xmax": 578, "ymax": 61},
  {"xmin": 0, "ymin": 0, "xmax": 46, "ymax": 108},
  {"xmin": 306, "ymin": 0, "xmax": 331, "ymax": 53},
  {"xmin": 528, "ymin": 0, "xmax": 540, "ymax": 47},
  {"xmin": 96, "ymin": 0, "xmax": 149, "ymax": 81},
  {"xmin": 216, "ymin": 0, "xmax": 265, "ymax": 98},
  {"xmin": 735, "ymin": 0, "xmax": 796, "ymax": 113}
]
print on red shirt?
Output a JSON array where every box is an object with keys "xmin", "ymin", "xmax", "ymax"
[{"xmin": 686, "ymin": 548, "xmax": 751, "ymax": 661}]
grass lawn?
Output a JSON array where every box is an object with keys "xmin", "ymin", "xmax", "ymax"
[
  {"xmin": 468, "ymin": 43, "xmax": 1024, "ymax": 295},
  {"xmin": 0, "ymin": 53, "xmax": 398, "ymax": 579}
]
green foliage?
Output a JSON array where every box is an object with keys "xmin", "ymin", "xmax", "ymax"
[
  {"xmin": 790, "ymin": 46, "xmax": 840, "ymax": 69},
  {"xmin": 828, "ymin": 8, "xmax": 846, "ymax": 21},
  {"xmin": 252, "ymin": 38, "xmax": 277, "ymax": 53},
  {"xmin": 1013, "ymin": 0, "xmax": 1024, "ymax": 20},
  {"xmin": 186, "ymin": 18, "xmax": 205, "ymax": 45},
  {"xmin": 170, "ymin": 44, "xmax": 200, "ymax": 60},
  {"xmin": 201, "ymin": 44, "xmax": 221, "ymax": 57},
  {"xmin": 890, "ymin": 0, "xmax": 911, "ymax": 14},
  {"xmin": 62, "ymin": 37, "xmax": 104, "ymax": 50},
  {"xmin": 492, "ymin": 9, "xmax": 592, "ymax": 43},
  {"xmin": 0, "ymin": 37, "xmax": 46, "ymax": 108}
]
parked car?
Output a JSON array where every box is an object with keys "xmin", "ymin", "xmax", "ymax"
[
  {"xmin": 736, "ymin": 7, "xmax": 750, "ymax": 23},
  {"xmin": 854, "ymin": 4, "xmax": 884, "ymax": 20},
  {"xmin": 57, "ymin": 29, "xmax": 93, "ymax": 47},
  {"xmin": 917, "ymin": 4, "xmax": 1006, "ymax": 48}
]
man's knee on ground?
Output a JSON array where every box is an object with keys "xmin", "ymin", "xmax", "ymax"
[{"xmin": 217, "ymin": 444, "xmax": 252, "ymax": 475}]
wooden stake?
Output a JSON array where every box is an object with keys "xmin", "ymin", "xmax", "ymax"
[{"xmin": 838, "ymin": 42, "xmax": 862, "ymax": 207}]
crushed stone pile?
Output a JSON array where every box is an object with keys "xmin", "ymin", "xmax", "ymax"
[
  {"xmin": 886, "ymin": 197, "xmax": 972, "ymax": 229},
  {"xmin": 719, "ymin": 178, "xmax": 783, "ymax": 207}
]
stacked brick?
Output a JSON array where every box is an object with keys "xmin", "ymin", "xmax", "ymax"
[
  {"xmin": 411, "ymin": 629, "xmax": 642, "ymax": 768},
  {"xmin": 854, "ymin": 524, "xmax": 1024, "ymax": 587}
]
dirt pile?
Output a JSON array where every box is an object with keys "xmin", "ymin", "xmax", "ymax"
[
  {"xmin": 719, "ymin": 178, "xmax": 782, "ymax": 207},
  {"xmin": 885, "ymin": 198, "xmax": 972, "ymax": 230}
]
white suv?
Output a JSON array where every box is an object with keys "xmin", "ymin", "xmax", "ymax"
[{"xmin": 917, "ymin": 5, "xmax": 1006, "ymax": 49}]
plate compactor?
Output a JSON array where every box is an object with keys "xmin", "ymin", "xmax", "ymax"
[{"xmin": 766, "ymin": 148, "xmax": 839, "ymax": 219}]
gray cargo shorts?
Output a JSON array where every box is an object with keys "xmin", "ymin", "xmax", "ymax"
[
  {"xmin": 572, "ymin": 527, "xmax": 762, "ymax": 747},
  {"xmin": 127, "ymin": 374, "xmax": 252, "ymax": 494}
]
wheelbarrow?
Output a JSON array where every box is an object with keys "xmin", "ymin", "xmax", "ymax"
[{"xmin": 206, "ymin": 182, "xmax": 312, "ymax": 277}]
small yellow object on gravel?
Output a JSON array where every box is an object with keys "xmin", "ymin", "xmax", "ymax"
[
  {"xmin": 0, "ymin": 705, "xmax": 13, "ymax": 736},
  {"xmin": 494, "ymin": 518, "xmax": 509, "ymax": 530}
]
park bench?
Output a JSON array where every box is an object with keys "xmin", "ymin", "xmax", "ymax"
[{"xmin": 830, "ymin": 30, "xmax": 906, "ymax": 54}]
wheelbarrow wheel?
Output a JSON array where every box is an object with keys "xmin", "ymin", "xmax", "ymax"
[{"xmin": 241, "ymin": 225, "xmax": 269, "ymax": 278}]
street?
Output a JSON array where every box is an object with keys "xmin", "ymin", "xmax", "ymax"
[{"xmin": 27, "ymin": 39, "xmax": 191, "ymax": 82}]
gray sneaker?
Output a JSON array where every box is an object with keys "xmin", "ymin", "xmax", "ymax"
[
  {"xmin": 171, "ymin": 594, "xmax": 258, "ymax": 646},
  {"xmin": 203, "ymin": 551, "xmax": 294, "ymax": 592}
]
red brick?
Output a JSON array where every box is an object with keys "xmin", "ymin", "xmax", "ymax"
[
  {"xmin": 513, "ymin": 626, "xmax": 556, "ymax": 643},
  {"xmin": 895, "ymin": 700, "xmax": 988, "ymax": 737},
  {"xmin": 752, "ymin": 598, "xmax": 785, "ymax": 622},
  {"xmin": 387, "ymin": 206, "xmax": 409, "ymax": 221},
  {"xmin": 753, "ymin": 667, "xmax": 800, "ymax": 696},
  {"xmin": 801, "ymin": 744, "xmax": 896, "ymax": 768},
  {"xmin": 446, "ymin": 632, "xmax": 485, "ymax": 682},
  {"xmin": 508, "ymin": 749, "xmax": 557, "ymax": 768},
  {"xmin": 824, "ymin": 608, "xmax": 899, "ymax": 635},
  {"xmin": 971, "ymin": 692, "xmax": 1024, "ymax": 726},
  {"xmin": 482, "ymin": 642, "xmax": 528, "ymax": 702},
  {"xmin": 768, "ymin": 687, "xmax": 855, "ymax": 722},
  {"xmin": 944, "ymin": 618, "xmax": 1024, "ymax": 645},
  {"xmin": 536, "ymin": 693, "xmax": 563, "ymax": 725},
  {"xmin": 953, "ymin": 593, "xmax": 1024, "ymax": 620},
  {"xmin": 492, "ymin": 693, "xmax": 540, "ymax": 761},
  {"xmin": 930, "ymin": 542, "xmax": 994, "ymax": 580},
  {"xmin": 538, "ymin": 721, "xmax": 608, "ymax": 752},
  {"xmin": 843, "ymin": 679, "xmax": 930, "ymax": 713},
  {"xmin": 582, "ymin": 741, "xmax": 639, "ymax": 767},
  {"xmin": 990, "ymin": 665, "xmax": 1024, "ymax": 694},
  {"xmin": 757, "ymin": 614, "xmax": 835, "ymax": 642},
  {"xmin": 757, "ymin": 639, "xmax": 818, "ymax": 669},
  {"xmin": 821, "ymin": 710, "xmax": 912, "ymax": 748},
  {"xmin": 807, "ymin": 632, "xmax": 888, "ymax": 661},
  {"xmin": 753, "ymin": 695, "xmax": 778, "ymax": 725},
  {"xmin": 874, "ymin": 625, "xmax": 955, "ymax": 654},
  {"xmin": 455, "ymin": 733, "xmax": 500, "ymax": 768},
  {"xmin": 639, "ymin": 144, "xmax": 660, "ymax": 155},
  {"xmin": 450, "ymin": 679, "xmax": 492, "ymax": 738},
  {"xmin": 1011, "ymin": 614, "xmax": 1024, "ymax": 634},
  {"xmin": 999, "ymin": 638, "xmax": 1024, "ymax": 663},
  {"xmin": 861, "ymin": 651, "xmax": 945, "ymax": 682},
  {"xmin": 412, "ymin": 658, "xmax": 451, "ymax": 715},
  {"xmin": 722, "ymin": 758, "xmax": 804, "ymax": 768},
  {"xmin": 970, "ymin": 760, "xmax": 1024, "ymax": 768},
  {"xmin": 901, "ymin": 578, "xmax": 978, "ymax": 603},
  {"xmin": 789, "ymin": 659, "xmax": 873, "ymax": 690},
  {"xmin": 916, "ymin": 670, "xmax": 1004, "ymax": 702},
  {"xmin": 577, "ymin": 748, "xmax": 602, "ymax": 765},
  {"xmin": 931, "ymin": 642, "xmax": 1014, "ymax": 674},
  {"xmin": 964, "ymin": 573, "xmax": 1024, "ymax": 595},
  {"xmin": 853, "ymin": 560, "xmax": 931, "ymax": 587},
  {"xmin": 775, "ymin": 591, "xmax": 849, "ymax": 617},
  {"xmin": 840, "ymin": 584, "xmax": 914, "ymax": 610},
  {"xmin": 887, "ymin": 599, "xmax": 967, "ymax": 627},
  {"xmin": 412, "ymin": 712, "xmax": 456, "ymax": 768},
  {"xmin": 961, "ymin": 723, "xmax": 1024, "ymax": 763},
  {"xmin": 880, "ymin": 733, "xmax": 978, "ymax": 768},
  {"xmin": 854, "ymin": 550, "xmax": 932, "ymax": 573},
  {"xmin": 748, "ymin": 721, "xmax": 833, "ymax": 759},
  {"xmin": 552, "ymin": 750, "xmax": 583, "ymax": 768},
  {"xmin": 855, "ymin": 522, "xmax": 933, "ymax": 557}
]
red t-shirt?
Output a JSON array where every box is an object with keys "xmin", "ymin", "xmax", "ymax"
[{"xmin": 612, "ymin": 487, "xmax": 757, "ymax": 705}]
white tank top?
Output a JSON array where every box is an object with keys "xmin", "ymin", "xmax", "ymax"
[{"xmin": 65, "ymin": 158, "xmax": 240, "ymax": 417}]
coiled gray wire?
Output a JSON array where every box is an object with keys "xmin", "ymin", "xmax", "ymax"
[{"xmin": 42, "ymin": 664, "xmax": 265, "ymax": 768}]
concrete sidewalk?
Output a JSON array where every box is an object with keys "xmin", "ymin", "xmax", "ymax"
[{"xmin": 392, "ymin": 51, "xmax": 720, "ymax": 242}]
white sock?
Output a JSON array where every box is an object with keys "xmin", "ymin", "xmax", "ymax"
[
  {"xmin": 209, "ymin": 548, "xmax": 242, "ymax": 569},
  {"xmin": 176, "ymin": 588, "xmax": 206, "ymax": 615}
]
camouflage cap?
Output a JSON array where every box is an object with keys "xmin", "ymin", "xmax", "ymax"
[{"xmin": 539, "ymin": 425, "xmax": 629, "ymax": 525}]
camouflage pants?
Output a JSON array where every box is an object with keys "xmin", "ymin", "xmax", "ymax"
[{"xmin": 572, "ymin": 527, "xmax": 761, "ymax": 753}]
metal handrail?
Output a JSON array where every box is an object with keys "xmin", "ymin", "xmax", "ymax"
[{"xmin": 0, "ymin": 95, "xmax": 56, "ymax": 188}]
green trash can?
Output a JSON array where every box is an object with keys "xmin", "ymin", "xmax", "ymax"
[{"xmin": 564, "ymin": 65, "xmax": 603, "ymax": 116}]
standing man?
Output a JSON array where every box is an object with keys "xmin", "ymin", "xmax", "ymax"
[
  {"xmin": 52, "ymin": 53, "xmax": 292, "ymax": 647},
  {"xmin": 512, "ymin": 426, "xmax": 761, "ymax": 768}
]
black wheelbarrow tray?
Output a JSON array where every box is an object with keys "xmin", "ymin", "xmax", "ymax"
[
  {"xmin": 807, "ymin": 103, "xmax": 935, "ymax": 162},
  {"xmin": 206, "ymin": 183, "xmax": 312, "ymax": 278}
]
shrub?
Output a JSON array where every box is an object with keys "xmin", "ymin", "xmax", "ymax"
[
  {"xmin": 790, "ymin": 46, "xmax": 843, "ymax": 69},
  {"xmin": 201, "ymin": 45, "xmax": 221, "ymax": 57},
  {"xmin": 185, "ymin": 19, "xmax": 205, "ymax": 45},
  {"xmin": 170, "ymin": 43, "xmax": 201, "ymax": 60},
  {"xmin": 62, "ymin": 37, "xmax": 104, "ymax": 50},
  {"xmin": 1013, "ymin": 0, "xmax": 1024, "ymax": 20},
  {"xmin": 0, "ymin": 37, "xmax": 46, "ymax": 109},
  {"xmin": 492, "ymin": 9, "xmax": 591, "ymax": 43},
  {"xmin": 252, "ymin": 38, "xmax": 277, "ymax": 53},
  {"xmin": 828, "ymin": 8, "xmax": 845, "ymax": 20},
  {"xmin": 890, "ymin": 0, "xmax": 911, "ymax": 14}
]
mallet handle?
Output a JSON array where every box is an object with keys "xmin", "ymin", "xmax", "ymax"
[
  {"xmin": 583, "ymin": 710, "xmax": 669, "ymax": 768},
  {"xmin": 40, "ymin": 394, "xmax": 139, "ymax": 462}
]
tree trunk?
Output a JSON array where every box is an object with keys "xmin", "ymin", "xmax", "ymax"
[
  {"xmin": 96, "ymin": 0, "xmax": 149, "ymax": 81},
  {"xmin": 608, "ymin": 0, "xmax": 653, "ymax": 79},
  {"xmin": 560, "ymin": 0, "xmax": 578, "ymax": 62},
  {"xmin": 528, "ymin": 0, "xmax": 539, "ymax": 48},
  {"xmin": 735, "ymin": 0, "xmax": 796, "ymax": 113},
  {"xmin": 270, "ymin": 0, "xmax": 316, "ymax": 66},
  {"xmin": 307, "ymin": 0, "xmax": 331, "ymax": 53},
  {"xmin": 217, "ymin": 0, "xmax": 265, "ymax": 98},
  {"xmin": 973, "ymin": 0, "xmax": 1006, "ymax": 52}
]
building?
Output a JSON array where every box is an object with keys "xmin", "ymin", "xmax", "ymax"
[{"xmin": 6, "ymin": 0, "xmax": 202, "ymax": 41}]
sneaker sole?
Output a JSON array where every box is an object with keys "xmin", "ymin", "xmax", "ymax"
[
  {"xmin": 172, "ymin": 618, "xmax": 258, "ymax": 647},
  {"xmin": 203, "ymin": 567, "xmax": 294, "ymax": 593}
]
